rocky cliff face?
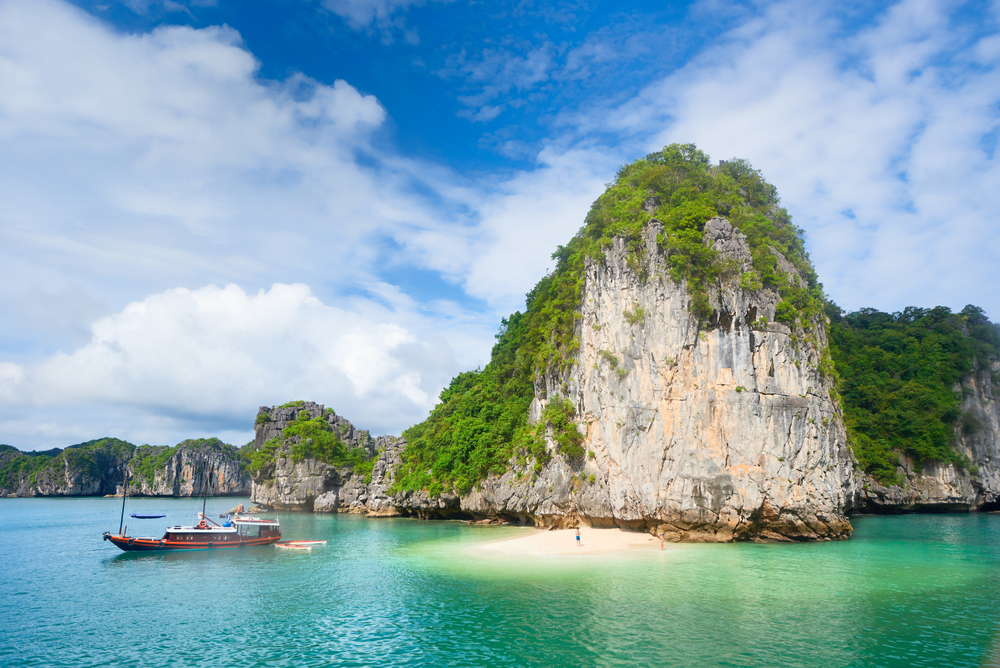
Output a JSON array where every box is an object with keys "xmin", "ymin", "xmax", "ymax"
[
  {"xmin": 128, "ymin": 442, "xmax": 250, "ymax": 497},
  {"xmin": 253, "ymin": 402, "xmax": 377, "ymax": 455},
  {"xmin": 0, "ymin": 438, "xmax": 250, "ymax": 497},
  {"xmin": 462, "ymin": 218, "xmax": 859, "ymax": 540},
  {"xmin": 249, "ymin": 402, "xmax": 403, "ymax": 511},
  {"xmin": 0, "ymin": 441, "xmax": 129, "ymax": 497},
  {"xmin": 860, "ymin": 361, "xmax": 1000, "ymax": 512}
]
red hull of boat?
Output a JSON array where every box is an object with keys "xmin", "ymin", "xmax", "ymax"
[{"xmin": 105, "ymin": 534, "xmax": 280, "ymax": 552}]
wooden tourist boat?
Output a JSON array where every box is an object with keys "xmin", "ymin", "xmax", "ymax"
[
  {"xmin": 103, "ymin": 513, "xmax": 281, "ymax": 552},
  {"xmin": 103, "ymin": 472, "xmax": 280, "ymax": 552}
]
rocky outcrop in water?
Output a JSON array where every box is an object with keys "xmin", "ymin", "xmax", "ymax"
[
  {"xmin": 128, "ymin": 439, "xmax": 250, "ymax": 497},
  {"xmin": 0, "ymin": 437, "xmax": 250, "ymax": 497},
  {"xmin": 249, "ymin": 402, "xmax": 403, "ymax": 511},
  {"xmin": 460, "ymin": 218, "xmax": 859, "ymax": 540},
  {"xmin": 860, "ymin": 360, "xmax": 1000, "ymax": 513}
]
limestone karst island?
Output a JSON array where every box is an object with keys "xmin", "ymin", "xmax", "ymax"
[{"xmin": 3, "ymin": 146, "xmax": 998, "ymax": 543}]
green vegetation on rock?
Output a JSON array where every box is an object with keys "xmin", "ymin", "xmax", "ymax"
[
  {"xmin": 247, "ymin": 415, "xmax": 373, "ymax": 479},
  {"xmin": 829, "ymin": 304, "xmax": 1000, "ymax": 485},
  {"xmin": 131, "ymin": 437, "xmax": 243, "ymax": 487},
  {"xmin": 0, "ymin": 437, "xmax": 136, "ymax": 492},
  {"xmin": 396, "ymin": 312, "xmax": 536, "ymax": 496},
  {"xmin": 1, "ymin": 448, "xmax": 60, "ymax": 492},
  {"xmin": 540, "ymin": 398, "xmax": 585, "ymax": 458},
  {"xmin": 131, "ymin": 444, "xmax": 180, "ymax": 486},
  {"xmin": 396, "ymin": 144, "xmax": 818, "ymax": 496}
]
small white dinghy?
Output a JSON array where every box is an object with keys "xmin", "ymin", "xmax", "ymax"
[
  {"xmin": 274, "ymin": 542, "xmax": 312, "ymax": 551},
  {"xmin": 286, "ymin": 540, "xmax": 327, "ymax": 546}
]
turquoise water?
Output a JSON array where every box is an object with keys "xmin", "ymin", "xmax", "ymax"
[{"xmin": 1, "ymin": 498, "xmax": 1000, "ymax": 667}]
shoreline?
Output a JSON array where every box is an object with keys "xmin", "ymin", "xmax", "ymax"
[{"xmin": 473, "ymin": 527, "xmax": 665, "ymax": 557}]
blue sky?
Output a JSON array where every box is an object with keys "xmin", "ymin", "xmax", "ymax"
[{"xmin": 1, "ymin": 0, "xmax": 998, "ymax": 450}]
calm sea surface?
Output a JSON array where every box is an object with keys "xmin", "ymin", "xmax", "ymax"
[{"xmin": 1, "ymin": 497, "xmax": 999, "ymax": 667}]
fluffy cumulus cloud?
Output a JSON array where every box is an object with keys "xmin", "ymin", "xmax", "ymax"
[
  {"xmin": 0, "ymin": 284, "xmax": 459, "ymax": 446},
  {"xmin": 0, "ymin": 0, "xmax": 494, "ymax": 447},
  {"xmin": 590, "ymin": 0, "xmax": 1000, "ymax": 316},
  {"xmin": 0, "ymin": 0, "xmax": 399, "ymax": 339}
]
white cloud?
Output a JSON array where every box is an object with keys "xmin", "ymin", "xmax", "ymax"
[
  {"xmin": 320, "ymin": 0, "xmax": 450, "ymax": 42},
  {"xmin": 561, "ymin": 0, "xmax": 1000, "ymax": 317},
  {"xmin": 462, "ymin": 146, "xmax": 619, "ymax": 310},
  {"xmin": 0, "ymin": 283, "xmax": 466, "ymax": 446},
  {"xmin": 321, "ymin": 0, "xmax": 421, "ymax": 28},
  {"xmin": 0, "ymin": 0, "xmax": 503, "ymax": 447},
  {"xmin": 442, "ymin": 43, "xmax": 557, "ymax": 120},
  {"xmin": 0, "ymin": 0, "xmax": 455, "ymax": 352}
]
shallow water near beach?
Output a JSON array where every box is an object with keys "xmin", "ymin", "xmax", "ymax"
[{"xmin": 2, "ymin": 498, "xmax": 1000, "ymax": 667}]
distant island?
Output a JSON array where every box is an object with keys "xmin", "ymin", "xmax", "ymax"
[{"xmin": 4, "ymin": 145, "xmax": 998, "ymax": 542}]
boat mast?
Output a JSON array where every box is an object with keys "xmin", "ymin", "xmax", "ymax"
[
  {"xmin": 118, "ymin": 472, "xmax": 129, "ymax": 535},
  {"xmin": 201, "ymin": 464, "xmax": 212, "ymax": 518}
]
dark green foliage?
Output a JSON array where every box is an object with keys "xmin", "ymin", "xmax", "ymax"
[
  {"xmin": 623, "ymin": 307, "xmax": 645, "ymax": 325},
  {"xmin": 0, "ymin": 438, "xmax": 136, "ymax": 492},
  {"xmin": 396, "ymin": 144, "xmax": 826, "ymax": 495},
  {"xmin": 255, "ymin": 412, "xmax": 271, "ymax": 425},
  {"xmin": 541, "ymin": 398, "xmax": 585, "ymax": 458},
  {"xmin": 245, "ymin": 438, "xmax": 279, "ymax": 476},
  {"xmin": 0, "ymin": 449, "xmax": 58, "ymax": 492},
  {"xmin": 598, "ymin": 350, "xmax": 619, "ymax": 367},
  {"xmin": 278, "ymin": 400, "xmax": 306, "ymax": 409},
  {"xmin": 961, "ymin": 412, "xmax": 983, "ymax": 435},
  {"xmin": 281, "ymin": 417, "xmax": 371, "ymax": 474},
  {"xmin": 774, "ymin": 300, "xmax": 797, "ymax": 325},
  {"xmin": 593, "ymin": 145, "xmax": 823, "ymax": 327},
  {"xmin": 131, "ymin": 444, "xmax": 180, "ymax": 486},
  {"xmin": 829, "ymin": 304, "xmax": 1000, "ymax": 484},
  {"xmin": 396, "ymin": 312, "xmax": 537, "ymax": 496}
]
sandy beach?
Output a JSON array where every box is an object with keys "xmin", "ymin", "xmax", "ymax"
[{"xmin": 475, "ymin": 527, "xmax": 663, "ymax": 557}]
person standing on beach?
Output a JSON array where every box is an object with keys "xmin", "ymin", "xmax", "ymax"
[{"xmin": 575, "ymin": 527, "xmax": 581, "ymax": 547}]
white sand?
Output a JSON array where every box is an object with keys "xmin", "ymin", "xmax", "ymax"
[{"xmin": 475, "ymin": 527, "xmax": 664, "ymax": 557}]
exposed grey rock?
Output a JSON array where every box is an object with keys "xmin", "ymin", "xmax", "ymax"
[
  {"xmin": 129, "ymin": 443, "xmax": 250, "ymax": 497},
  {"xmin": 703, "ymin": 217, "xmax": 753, "ymax": 273},
  {"xmin": 254, "ymin": 401, "xmax": 376, "ymax": 457},
  {"xmin": 0, "ymin": 439, "xmax": 250, "ymax": 498},
  {"xmin": 249, "ymin": 402, "xmax": 404, "ymax": 512},
  {"xmin": 463, "ymin": 218, "xmax": 859, "ymax": 541}
]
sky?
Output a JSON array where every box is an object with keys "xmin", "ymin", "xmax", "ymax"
[{"xmin": 0, "ymin": 0, "xmax": 998, "ymax": 450}]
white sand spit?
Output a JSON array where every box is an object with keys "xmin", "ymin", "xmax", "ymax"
[{"xmin": 476, "ymin": 527, "xmax": 663, "ymax": 557}]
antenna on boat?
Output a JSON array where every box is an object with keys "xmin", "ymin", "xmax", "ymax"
[{"xmin": 118, "ymin": 472, "xmax": 129, "ymax": 535}]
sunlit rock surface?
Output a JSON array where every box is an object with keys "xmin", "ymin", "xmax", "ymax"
[{"xmin": 464, "ymin": 219, "xmax": 859, "ymax": 541}]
